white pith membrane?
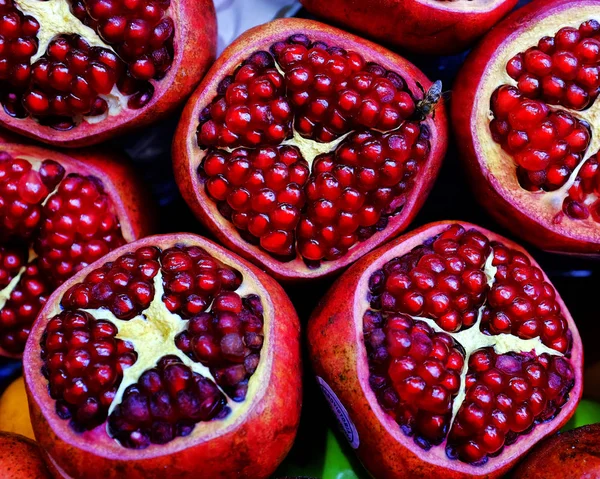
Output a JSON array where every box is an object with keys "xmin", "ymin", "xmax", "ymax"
[
  {"xmin": 474, "ymin": 6, "xmax": 600, "ymax": 242},
  {"xmin": 195, "ymin": 35, "xmax": 440, "ymax": 269},
  {"xmin": 40, "ymin": 245, "xmax": 269, "ymax": 448},
  {"xmin": 359, "ymin": 227, "xmax": 573, "ymax": 466},
  {"xmin": 421, "ymin": 0, "xmax": 504, "ymax": 12},
  {"xmin": 4, "ymin": 0, "xmax": 175, "ymax": 126}
]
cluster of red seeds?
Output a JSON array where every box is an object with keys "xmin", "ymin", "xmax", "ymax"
[
  {"xmin": 490, "ymin": 21, "xmax": 600, "ymax": 191},
  {"xmin": 297, "ymin": 126, "xmax": 429, "ymax": 262},
  {"xmin": 61, "ymin": 246, "xmax": 160, "ymax": 320},
  {"xmin": 482, "ymin": 241, "xmax": 572, "ymax": 353},
  {"xmin": 108, "ymin": 355, "xmax": 227, "ymax": 449},
  {"xmin": 21, "ymin": 35, "xmax": 121, "ymax": 129},
  {"xmin": 368, "ymin": 225, "xmax": 492, "ymax": 333},
  {"xmin": 0, "ymin": 155, "xmax": 65, "ymax": 239},
  {"xmin": 364, "ymin": 311, "xmax": 465, "ymax": 448},
  {"xmin": 202, "ymin": 145, "xmax": 309, "ymax": 257},
  {"xmin": 562, "ymin": 154, "xmax": 600, "ymax": 221},
  {"xmin": 0, "ymin": 0, "xmax": 174, "ymax": 127},
  {"xmin": 447, "ymin": 349, "xmax": 574, "ymax": 464},
  {"xmin": 198, "ymin": 34, "xmax": 430, "ymax": 264},
  {"xmin": 160, "ymin": 245, "xmax": 244, "ymax": 318},
  {"xmin": 364, "ymin": 224, "xmax": 575, "ymax": 464},
  {"xmin": 198, "ymin": 50, "xmax": 292, "ymax": 147},
  {"xmin": 175, "ymin": 293, "xmax": 264, "ymax": 401},
  {"xmin": 490, "ymin": 85, "xmax": 590, "ymax": 191},
  {"xmin": 271, "ymin": 34, "xmax": 416, "ymax": 140},
  {"xmin": 506, "ymin": 21, "xmax": 600, "ymax": 110},
  {"xmin": 40, "ymin": 310, "xmax": 137, "ymax": 431},
  {"xmin": 45, "ymin": 244, "xmax": 265, "ymax": 446},
  {"xmin": 0, "ymin": 152, "xmax": 124, "ymax": 354},
  {"xmin": 37, "ymin": 173, "xmax": 126, "ymax": 286}
]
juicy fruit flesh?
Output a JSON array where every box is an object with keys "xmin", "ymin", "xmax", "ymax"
[
  {"xmin": 41, "ymin": 244, "xmax": 265, "ymax": 449},
  {"xmin": 197, "ymin": 34, "xmax": 433, "ymax": 267},
  {"xmin": 0, "ymin": 0, "xmax": 175, "ymax": 130},
  {"xmin": 0, "ymin": 151, "xmax": 125, "ymax": 354},
  {"xmin": 364, "ymin": 224, "xmax": 575, "ymax": 464},
  {"xmin": 489, "ymin": 20, "xmax": 600, "ymax": 223}
]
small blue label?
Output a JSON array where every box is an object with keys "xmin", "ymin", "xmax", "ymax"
[{"xmin": 316, "ymin": 376, "xmax": 360, "ymax": 449}]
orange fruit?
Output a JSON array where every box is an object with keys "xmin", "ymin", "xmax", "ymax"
[{"xmin": 0, "ymin": 377, "xmax": 34, "ymax": 440}]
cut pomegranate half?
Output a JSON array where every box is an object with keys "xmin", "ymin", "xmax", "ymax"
[
  {"xmin": 174, "ymin": 19, "xmax": 448, "ymax": 282},
  {"xmin": 308, "ymin": 221, "xmax": 582, "ymax": 478},
  {"xmin": 23, "ymin": 234, "xmax": 301, "ymax": 479},
  {"xmin": 0, "ymin": 0, "xmax": 216, "ymax": 147},
  {"xmin": 0, "ymin": 139, "xmax": 153, "ymax": 357},
  {"xmin": 453, "ymin": 0, "xmax": 600, "ymax": 255},
  {"xmin": 299, "ymin": 0, "xmax": 518, "ymax": 55}
]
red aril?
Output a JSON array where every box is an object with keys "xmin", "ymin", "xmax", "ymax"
[
  {"xmin": 0, "ymin": 0, "xmax": 216, "ymax": 147},
  {"xmin": 23, "ymin": 234, "xmax": 301, "ymax": 479},
  {"xmin": 0, "ymin": 139, "xmax": 153, "ymax": 357},
  {"xmin": 174, "ymin": 19, "xmax": 448, "ymax": 281},
  {"xmin": 299, "ymin": 0, "xmax": 518, "ymax": 55},
  {"xmin": 453, "ymin": 0, "xmax": 600, "ymax": 255},
  {"xmin": 308, "ymin": 221, "xmax": 582, "ymax": 478}
]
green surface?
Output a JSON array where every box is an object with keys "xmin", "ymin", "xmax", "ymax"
[
  {"xmin": 276, "ymin": 427, "xmax": 367, "ymax": 479},
  {"xmin": 563, "ymin": 399, "xmax": 600, "ymax": 431}
]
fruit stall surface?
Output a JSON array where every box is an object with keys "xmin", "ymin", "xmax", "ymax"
[{"xmin": 1, "ymin": 0, "xmax": 600, "ymax": 477}]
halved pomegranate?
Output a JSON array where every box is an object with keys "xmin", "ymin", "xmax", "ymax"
[
  {"xmin": 299, "ymin": 0, "xmax": 518, "ymax": 55},
  {"xmin": 23, "ymin": 234, "xmax": 302, "ymax": 479},
  {"xmin": 308, "ymin": 221, "xmax": 582, "ymax": 478},
  {"xmin": 0, "ymin": 140, "xmax": 153, "ymax": 358},
  {"xmin": 174, "ymin": 18, "xmax": 448, "ymax": 281},
  {"xmin": 0, "ymin": 0, "xmax": 216, "ymax": 147},
  {"xmin": 453, "ymin": 0, "xmax": 600, "ymax": 255}
]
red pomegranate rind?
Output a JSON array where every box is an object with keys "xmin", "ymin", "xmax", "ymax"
[
  {"xmin": 452, "ymin": 0, "xmax": 600, "ymax": 255},
  {"xmin": 24, "ymin": 234, "xmax": 301, "ymax": 479},
  {"xmin": 308, "ymin": 221, "xmax": 582, "ymax": 479},
  {"xmin": 512, "ymin": 424, "xmax": 600, "ymax": 479},
  {"xmin": 0, "ymin": 432, "xmax": 52, "ymax": 479},
  {"xmin": 0, "ymin": 0, "xmax": 216, "ymax": 147},
  {"xmin": 0, "ymin": 141, "xmax": 153, "ymax": 358},
  {"xmin": 174, "ymin": 19, "xmax": 447, "ymax": 281},
  {"xmin": 299, "ymin": 0, "xmax": 518, "ymax": 55}
]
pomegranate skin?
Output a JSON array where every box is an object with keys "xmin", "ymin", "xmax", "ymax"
[
  {"xmin": 299, "ymin": 0, "xmax": 518, "ymax": 55},
  {"xmin": 0, "ymin": 432, "xmax": 52, "ymax": 479},
  {"xmin": 452, "ymin": 0, "xmax": 600, "ymax": 256},
  {"xmin": 23, "ymin": 234, "xmax": 302, "ymax": 479},
  {"xmin": 308, "ymin": 221, "xmax": 583, "ymax": 479},
  {"xmin": 512, "ymin": 424, "xmax": 600, "ymax": 479},
  {"xmin": 0, "ymin": 0, "xmax": 217, "ymax": 148},
  {"xmin": 0, "ymin": 140, "xmax": 154, "ymax": 358},
  {"xmin": 173, "ymin": 18, "xmax": 448, "ymax": 282}
]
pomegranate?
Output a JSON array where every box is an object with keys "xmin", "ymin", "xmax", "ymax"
[
  {"xmin": 0, "ymin": 0, "xmax": 216, "ymax": 147},
  {"xmin": 308, "ymin": 221, "xmax": 583, "ymax": 478},
  {"xmin": 174, "ymin": 18, "xmax": 448, "ymax": 281},
  {"xmin": 453, "ymin": 0, "xmax": 600, "ymax": 255},
  {"xmin": 23, "ymin": 234, "xmax": 302, "ymax": 479},
  {"xmin": 299, "ymin": 0, "xmax": 518, "ymax": 55},
  {"xmin": 513, "ymin": 424, "xmax": 600, "ymax": 478},
  {"xmin": 0, "ymin": 432, "xmax": 52, "ymax": 479},
  {"xmin": 0, "ymin": 140, "xmax": 153, "ymax": 358}
]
